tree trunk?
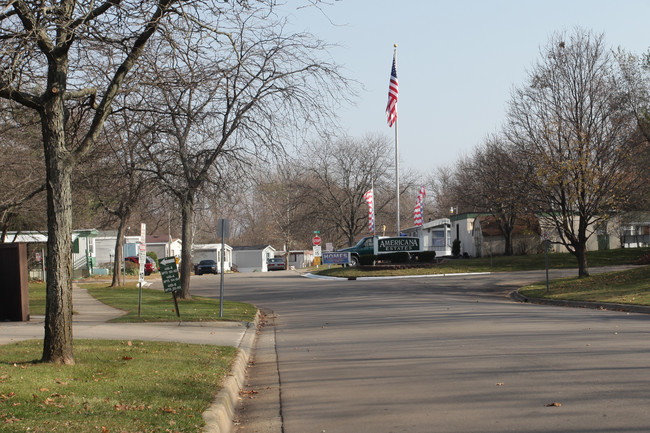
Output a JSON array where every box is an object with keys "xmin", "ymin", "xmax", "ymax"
[
  {"xmin": 503, "ymin": 228, "xmax": 514, "ymax": 256},
  {"xmin": 179, "ymin": 193, "xmax": 195, "ymax": 300},
  {"xmin": 575, "ymin": 242, "xmax": 590, "ymax": 277},
  {"xmin": 41, "ymin": 110, "xmax": 75, "ymax": 365},
  {"xmin": 111, "ymin": 216, "xmax": 128, "ymax": 287}
]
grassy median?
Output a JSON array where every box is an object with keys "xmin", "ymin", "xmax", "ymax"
[
  {"xmin": 315, "ymin": 247, "xmax": 650, "ymax": 278},
  {"xmin": 0, "ymin": 339, "xmax": 235, "ymax": 433},
  {"xmin": 519, "ymin": 264, "xmax": 650, "ymax": 305}
]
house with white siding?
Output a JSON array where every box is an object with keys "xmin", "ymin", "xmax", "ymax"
[
  {"xmin": 191, "ymin": 243, "xmax": 233, "ymax": 272},
  {"xmin": 402, "ymin": 218, "xmax": 453, "ymax": 256},
  {"xmin": 231, "ymin": 245, "xmax": 276, "ymax": 272},
  {"xmin": 6, "ymin": 229, "xmax": 99, "ymax": 278}
]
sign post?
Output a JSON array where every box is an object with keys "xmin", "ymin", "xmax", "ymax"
[
  {"xmin": 312, "ymin": 231, "xmax": 322, "ymax": 266},
  {"xmin": 218, "ymin": 218, "xmax": 230, "ymax": 318},
  {"xmin": 542, "ymin": 231, "xmax": 551, "ymax": 294},
  {"xmin": 159, "ymin": 256, "xmax": 182, "ymax": 318},
  {"xmin": 137, "ymin": 223, "xmax": 146, "ymax": 317}
]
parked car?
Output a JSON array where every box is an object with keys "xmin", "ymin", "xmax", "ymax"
[
  {"xmin": 125, "ymin": 256, "xmax": 156, "ymax": 276},
  {"xmin": 267, "ymin": 257, "xmax": 286, "ymax": 271},
  {"xmin": 195, "ymin": 259, "xmax": 218, "ymax": 275},
  {"xmin": 337, "ymin": 236, "xmax": 384, "ymax": 267}
]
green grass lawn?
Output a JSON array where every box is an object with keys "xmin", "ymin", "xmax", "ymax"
[
  {"xmin": 0, "ymin": 339, "xmax": 236, "ymax": 433},
  {"xmin": 519, "ymin": 265, "xmax": 650, "ymax": 305},
  {"xmin": 83, "ymin": 283, "xmax": 257, "ymax": 323},
  {"xmin": 27, "ymin": 282, "xmax": 257, "ymax": 323},
  {"xmin": 316, "ymin": 247, "xmax": 650, "ymax": 278},
  {"xmin": 27, "ymin": 281, "xmax": 46, "ymax": 316}
]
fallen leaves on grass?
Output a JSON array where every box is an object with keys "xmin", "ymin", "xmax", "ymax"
[{"xmin": 114, "ymin": 403, "xmax": 148, "ymax": 411}]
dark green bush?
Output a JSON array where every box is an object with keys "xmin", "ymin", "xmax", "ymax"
[
  {"xmin": 359, "ymin": 254, "xmax": 377, "ymax": 266},
  {"xmin": 452, "ymin": 239, "xmax": 461, "ymax": 257},
  {"xmin": 415, "ymin": 251, "xmax": 437, "ymax": 262},
  {"xmin": 387, "ymin": 252, "xmax": 411, "ymax": 264},
  {"xmin": 147, "ymin": 251, "xmax": 158, "ymax": 267}
]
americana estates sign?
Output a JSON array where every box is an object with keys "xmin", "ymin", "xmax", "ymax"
[{"xmin": 375, "ymin": 237, "xmax": 421, "ymax": 253}]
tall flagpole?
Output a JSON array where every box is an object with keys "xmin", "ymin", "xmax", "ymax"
[
  {"xmin": 393, "ymin": 44, "xmax": 400, "ymax": 235},
  {"xmin": 371, "ymin": 180, "xmax": 375, "ymax": 236},
  {"xmin": 395, "ymin": 109, "xmax": 400, "ymax": 235}
]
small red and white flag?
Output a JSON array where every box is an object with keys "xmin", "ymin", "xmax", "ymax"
[
  {"xmin": 413, "ymin": 186, "xmax": 426, "ymax": 226},
  {"xmin": 386, "ymin": 53, "xmax": 399, "ymax": 127},
  {"xmin": 363, "ymin": 189, "xmax": 375, "ymax": 234}
]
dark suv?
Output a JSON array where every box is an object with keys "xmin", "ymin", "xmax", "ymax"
[{"xmin": 195, "ymin": 259, "xmax": 218, "ymax": 275}]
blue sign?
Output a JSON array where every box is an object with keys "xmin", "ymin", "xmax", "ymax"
[{"xmin": 322, "ymin": 251, "xmax": 350, "ymax": 265}]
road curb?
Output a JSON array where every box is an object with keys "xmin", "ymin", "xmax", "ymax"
[
  {"xmin": 202, "ymin": 310, "xmax": 261, "ymax": 433},
  {"xmin": 303, "ymin": 271, "xmax": 491, "ymax": 281},
  {"xmin": 509, "ymin": 290, "xmax": 650, "ymax": 315}
]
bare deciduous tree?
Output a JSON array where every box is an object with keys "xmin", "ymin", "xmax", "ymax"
[
  {"xmin": 77, "ymin": 108, "xmax": 153, "ymax": 287},
  {"xmin": 616, "ymin": 49, "xmax": 650, "ymax": 210},
  {"xmin": 254, "ymin": 160, "xmax": 313, "ymax": 253},
  {"xmin": 302, "ymin": 134, "xmax": 394, "ymax": 247},
  {"xmin": 455, "ymin": 134, "xmax": 532, "ymax": 255},
  {"xmin": 136, "ymin": 5, "xmax": 350, "ymax": 298},
  {"xmin": 0, "ymin": 0, "xmax": 238, "ymax": 364},
  {"xmin": 0, "ymin": 102, "xmax": 46, "ymax": 238},
  {"xmin": 507, "ymin": 29, "xmax": 639, "ymax": 277},
  {"xmin": 425, "ymin": 165, "xmax": 460, "ymax": 220}
]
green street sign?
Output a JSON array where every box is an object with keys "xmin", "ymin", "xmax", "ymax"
[{"xmin": 159, "ymin": 256, "xmax": 181, "ymax": 293}]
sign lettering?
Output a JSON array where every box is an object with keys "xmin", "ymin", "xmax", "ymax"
[
  {"xmin": 322, "ymin": 251, "xmax": 350, "ymax": 265},
  {"xmin": 376, "ymin": 237, "xmax": 421, "ymax": 253},
  {"xmin": 159, "ymin": 256, "xmax": 182, "ymax": 293}
]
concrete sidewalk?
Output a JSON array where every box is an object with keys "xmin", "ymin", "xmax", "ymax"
[
  {"xmin": 0, "ymin": 286, "xmax": 251, "ymax": 346},
  {"xmin": 0, "ymin": 285, "xmax": 259, "ymax": 433}
]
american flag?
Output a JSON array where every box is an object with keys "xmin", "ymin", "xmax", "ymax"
[
  {"xmin": 363, "ymin": 189, "xmax": 375, "ymax": 234},
  {"xmin": 413, "ymin": 186, "xmax": 426, "ymax": 226},
  {"xmin": 386, "ymin": 53, "xmax": 398, "ymax": 127}
]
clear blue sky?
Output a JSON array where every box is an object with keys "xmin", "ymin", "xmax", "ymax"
[{"xmin": 281, "ymin": 0, "xmax": 650, "ymax": 174}]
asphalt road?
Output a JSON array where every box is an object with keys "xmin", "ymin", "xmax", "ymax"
[{"xmin": 190, "ymin": 269, "xmax": 650, "ymax": 433}]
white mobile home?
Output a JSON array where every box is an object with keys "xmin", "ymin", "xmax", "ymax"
[
  {"xmin": 192, "ymin": 243, "xmax": 233, "ymax": 272},
  {"xmin": 6, "ymin": 229, "xmax": 99, "ymax": 278},
  {"xmin": 472, "ymin": 215, "xmax": 542, "ymax": 257},
  {"xmin": 287, "ymin": 250, "xmax": 314, "ymax": 269},
  {"xmin": 450, "ymin": 213, "xmax": 486, "ymax": 257},
  {"xmin": 402, "ymin": 218, "xmax": 453, "ymax": 256},
  {"xmin": 232, "ymin": 245, "xmax": 276, "ymax": 272}
]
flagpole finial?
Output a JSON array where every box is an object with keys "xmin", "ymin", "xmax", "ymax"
[{"xmin": 394, "ymin": 43, "xmax": 397, "ymax": 48}]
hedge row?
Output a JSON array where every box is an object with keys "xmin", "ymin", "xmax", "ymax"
[{"xmin": 358, "ymin": 250, "xmax": 436, "ymax": 266}]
